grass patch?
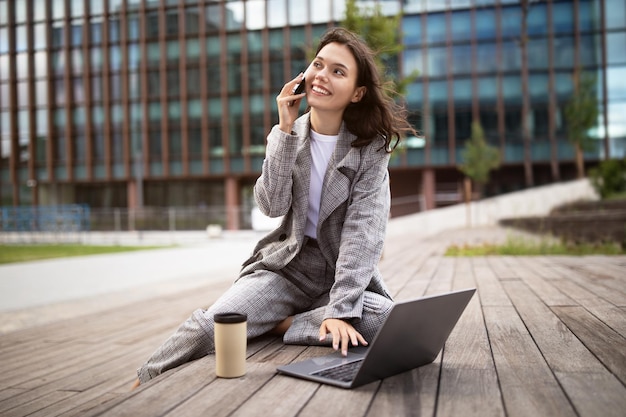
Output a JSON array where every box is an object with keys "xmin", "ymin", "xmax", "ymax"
[
  {"xmin": 0, "ymin": 244, "xmax": 165, "ymax": 265},
  {"xmin": 445, "ymin": 236, "xmax": 625, "ymax": 257}
]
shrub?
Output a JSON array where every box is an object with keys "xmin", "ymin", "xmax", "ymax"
[{"xmin": 589, "ymin": 159, "xmax": 626, "ymax": 199}]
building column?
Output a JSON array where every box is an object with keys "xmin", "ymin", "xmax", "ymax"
[
  {"xmin": 225, "ymin": 177, "xmax": 240, "ymax": 230},
  {"xmin": 421, "ymin": 169, "xmax": 436, "ymax": 211}
]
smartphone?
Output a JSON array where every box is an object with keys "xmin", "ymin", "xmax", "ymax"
[{"xmin": 289, "ymin": 76, "xmax": 306, "ymax": 106}]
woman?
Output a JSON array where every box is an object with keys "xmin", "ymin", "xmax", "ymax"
[{"xmin": 132, "ymin": 27, "xmax": 417, "ymax": 387}]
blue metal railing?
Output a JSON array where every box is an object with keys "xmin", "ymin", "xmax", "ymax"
[{"xmin": 0, "ymin": 205, "xmax": 91, "ymax": 232}]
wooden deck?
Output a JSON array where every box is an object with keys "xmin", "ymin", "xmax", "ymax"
[{"xmin": 1, "ymin": 227, "xmax": 625, "ymax": 417}]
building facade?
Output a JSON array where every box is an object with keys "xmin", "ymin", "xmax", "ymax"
[{"xmin": 0, "ymin": 0, "xmax": 624, "ymax": 229}]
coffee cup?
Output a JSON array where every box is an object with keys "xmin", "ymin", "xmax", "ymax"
[{"xmin": 214, "ymin": 312, "xmax": 247, "ymax": 378}]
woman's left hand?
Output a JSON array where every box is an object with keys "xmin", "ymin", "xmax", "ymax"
[{"xmin": 319, "ymin": 318, "xmax": 368, "ymax": 356}]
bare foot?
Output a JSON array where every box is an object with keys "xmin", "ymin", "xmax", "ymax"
[
  {"xmin": 130, "ymin": 378, "xmax": 140, "ymax": 391},
  {"xmin": 269, "ymin": 316, "xmax": 293, "ymax": 335}
]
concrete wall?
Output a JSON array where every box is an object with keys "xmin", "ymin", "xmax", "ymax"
[{"xmin": 386, "ymin": 179, "xmax": 599, "ymax": 240}]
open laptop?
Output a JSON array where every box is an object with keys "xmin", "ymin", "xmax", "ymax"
[{"xmin": 276, "ymin": 288, "xmax": 476, "ymax": 389}]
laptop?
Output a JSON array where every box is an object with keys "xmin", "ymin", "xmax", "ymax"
[{"xmin": 276, "ymin": 288, "xmax": 476, "ymax": 389}]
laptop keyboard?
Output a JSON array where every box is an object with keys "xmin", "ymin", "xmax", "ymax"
[{"xmin": 311, "ymin": 359, "xmax": 363, "ymax": 382}]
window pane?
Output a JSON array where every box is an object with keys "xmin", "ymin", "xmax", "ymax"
[
  {"xmin": 606, "ymin": 0, "xmax": 626, "ymax": 29},
  {"xmin": 267, "ymin": 0, "xmax": 287, "ymax": 28},
  {"xmin": 451, "ymin": 11, "xmax": 471, "ymax": 42},
  {"xmin": 501, "ymin": 6, "xmax": 521, "ymax": 39},
  {"xmin": 426, "ymin": 13, "xmax": 446, "ymax": 44},
  {"xmin": 403, "ymin": 15, "xmax": 421, "ymax": 45},
  {"xmin": 246, "ymin": 0, "xmax": 265, "ymax": 30},
  {"xmin": 553, "ymin": 2, "xmax": 574, "ymax": 34},
  {"xmin": 475, "ymin": 8, "xmax": 496, "ymax": 40}
]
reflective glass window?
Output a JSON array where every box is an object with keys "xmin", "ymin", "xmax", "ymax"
[
  {"xmin": 72, "ymin": 22, "xmax": 83, "ymax": 47},
  {"xmin": 0, "ymin": 1, "xmax": 5, "ymax": 25},
  {"xmin": 501, "ymin": 40, "xmax": 520, "ymax": 72},
  {"xmin": 226, "ymin": 1, "xmax": 244, "ymax": 31},
  {"xmin": 207, "ymin": 63, "xmax": 221, "ymax": 94},
  {"xmin": 128, "ymin": 14, "xmax": 140, "ymax": 41},
  {"xmin": 555, "ymin": 73, "xmax": 573, "ymax": 99},
  {"xmin": 205, "ymin": 3, "xmax": 222, "ymax": 33},
  {"xmin": 16, "ymin": 25, "xmax": 28, "ymax": 52},
  {"xmin": 527, "ymin": 3, "xmax": 547, "ymax": 36},
  {"xmin": 109, "ymin": 20, "xmax": 121, "ymax": 43},
  {"xmin": 128, "ymin": 43, "xmax": 140, "ymax": 69},
  {"xmin": 109, "ymin": 46, "xmax": 122, "ymax": 71},
  {"xmin": 91, "ymin": 75, "xmax": 102, "ymax": 101},
  {"xmin": 147, "ymin": 43, "xmax": 160, "ymax": 64},
  {"xmin": 528, "ymin": 38, "xmax": 548, "ymax": 70},
  {"xmin": 110, "ymin": 73, "xmax": 121, "ymax": 101},
  {"xmin": 501, "ymin": 6, "xmax": 521, "ymax": 39},
  {"xmin": 451, "ymin": 11, "xmax": 471, "ymax": 43},
  {"xmin": 168, "ymin": 101, "xmax": 180, "ymax": 120},
  {"xmin": 73, "ymin": 76, "xmax": 85, "ymax": 102},
  {"xmin": 429, "ymin": 80, "xmax": 448, "ymax": 105},
  {"xmin": 503, "ymin": 75, "xmax": 522, "ymax": 103},
  {"xmin": 91, "ymin": 19, "xmax": 103, "ymax": 45},
  {"xmin": 246, "ymin": 0, "xmax": 265, "ymax": 30},
  {"xmin": 476, "ymin": 43, "xmax": 497, "ymax": 73},
  {"xmin": 578, "ymin": 0, "xmax": 599, "ymax": 32},
  {"xmin": 35, "ymin": 80, "xmax": 48, "ymax": 106},
  {"xmin": 109, "ymin": 0, "xmax": 123, "ymax": 14},
  {"xmin": 451, "ymin": 44, "xmax": 471, "ymax": 75},
  {"xmin": 453, "ymin": 78, "xmax": 472, "ymax": 105},
  {"xmin": 167, "ymin": 70, "xmax": 180, "ymax": 97},
  {"xmin": 426, "ymin": 13, "xmax": 446, "ymax": 44},
  {"xmin": 184, "ymin": 8, "xmax": 200, "ymax": 35},
  {"xmin": 167, "ymin": 40, "xmax": 180, "ymax": 62},
  {"xmin": 553, "ymin": 36, "xmax": 574, "ymax": 69},
  {"xmin": 607, "ymin": 66, "xmax": 626, "ymax": 101},
  {"xmin": 605, "ymin": 0, "xmax": 626, "ymax": 30},
  {"xmin": 553, "ymin": 2, "xmax": 574, "ymax": 34},
  {"xmin": 34, "ymin": 51, "xmax": 47, "ymax": 78},
  {"xmin": 580, "ymin": 34, "xmax": 601, "ymax": 66},
  {"xmin": 166, "ymin": 10, "xmax": 179, "ymax": 35},
  {"xmin": 129, "ymin": 71, "xmax": 141, "ymax": 99},
  {"xmin": 0, "ymin": 28, "xmax": 7, "ymax": 54},
  {"xmin": 149, "ymin": 102, "xmax": 161, "ymax": 121},
  {"xmin": 52, "ymin": 0, "xmax": 65, "ymax": 20},
  {"xmin": 73, "ymin": 106, "xmax": 86, "ymax": 126},
  {"xmin": 607, "ymin": 32, "xmax": 626, "ymax": 65},
  {"xmin": 34, "ymin": 0, "xmax": 46, "ymax": 21},
  {"xmin": 147, "ymin": 71, "xmax": 160, "ymax": 97},
  {"xmin": 267, "ymin": 0, "xmax": 287, "ymax": 28},
  {"xmin": 186, "ymin": 39, "xmax": 201, "ymax": 62},
  {"xmin": 478, "ymin": 76, "xmax": 498, "ymax": 103},
  {"xmin": 403, "ymin": 15, "xmax": 421, "ymax": 46},
  {"xmin": 529, "ymin": 73, "xmax": 549, "ymax": 103},
  {"xmin": 475, "ymin": 8, "xmax": 496, "ymax": 41},
  {"xmin": 15, "ymin": 0, "xmax": 27, "ymax": 23},
  {"xmin": 36, "ymin": 109, "xmax": 48, "ymax": 135},
  {"xmin": 288, "ymin": 0, "xmax": 306, "ymax": 26},
  {"xmin": 111, "ymin": 104, "xmax": 123, "ymax": 124},
  {"xmin": 52, "ymin": 22, "xmax": 65, "ymax": 48},
  {"xmin": 427, "ymin": 46, "xmax": 447, "ymax": 76},
  {"xmin": 17, "ymin": 81, "xmax": 29, "ymax": 108},
  {"xmin": 188, "ymin": 99, "xmax": 202, "ymax": 119},
  {"xmin": 72, "ymin": 0, "xmax": 84, "ymax": 17},
  {"xmin": 403, "ymin": 48, "xmax": 423, "ymax": 77},
  {"xmin": 16, "ymin": 53, "xmax": 29, "ymax": 79},
  {"xmin": 146, "ymin": 12, "xmax": 160, "ymax": 38},
  {"xmin": 34, "ymin": 24, "xmax": 47, "ymax": 50},
  {"xmin": 311, "ymin": 0, "xmax": 331, "ymax": 24}
]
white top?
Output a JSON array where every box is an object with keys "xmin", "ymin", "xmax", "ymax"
[{"xmin": 304, "ymin": 130, "xmax": 339, "ymax": 239}]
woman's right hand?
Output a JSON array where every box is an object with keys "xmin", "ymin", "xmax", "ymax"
[{"xmin": 276, "ymin": 73, "xmax": 306, "ymax": 134}]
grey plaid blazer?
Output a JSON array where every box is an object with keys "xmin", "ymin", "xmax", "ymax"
[{"xmin": 240, "ymin": 113, "xmax": 393, "ymax": 321}]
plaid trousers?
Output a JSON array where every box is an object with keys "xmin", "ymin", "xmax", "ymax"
[{"xmin": 137, "ymin": 239, "xmax": 393, "ymax": 383}]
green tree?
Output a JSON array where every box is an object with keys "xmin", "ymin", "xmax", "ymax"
[
  {"xmin": 340, "ymin": 0, "xmax": 418, "ymax": 98},
  {"xmin": 564, "ymin": 70, "xmax": 599, "ymax": 179},
  {"xmin": 459, "ymin": 122, "xmax": 501, "ymax": 200}
]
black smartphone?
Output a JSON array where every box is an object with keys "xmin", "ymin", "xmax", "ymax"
[{"xmin": 289, "ymin": 77, "xmax": 306, "ymax": 106}]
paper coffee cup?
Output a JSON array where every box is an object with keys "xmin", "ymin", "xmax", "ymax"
[{"xmin": 214, "ymin": 312, "xmax": 247, "ymax": 378}]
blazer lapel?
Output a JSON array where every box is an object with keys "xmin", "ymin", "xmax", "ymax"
[{"xmin": 318, "ymin": 123, "xmax": 360, "ymax": 229}]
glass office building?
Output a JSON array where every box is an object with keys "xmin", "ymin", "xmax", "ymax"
[{"xmin": 0, "ymin": 0, "xmax": 624, "ymax": 229}]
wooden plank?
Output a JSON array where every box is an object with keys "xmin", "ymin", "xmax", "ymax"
[
  {"xmin": 483, "ymin": 305, "xmax": 577, "ymax": 417},
  {"xmin": 552, "ymin": 306, "xmax": 626, "ymax": 385},
  {"xmin": 471, "ymin": 257, "xmax": 511, "ymax": 307},
  {"xmin": 506, "ymin": 257, "xmax": 576, "ymax": 306},
  {"xmin": 503, "ymin": 280, "xmax": 626, "ymax": 417},
  {"xmin": 546, "ymin": 260, "xmax": 626, "ymax": 307},
  {"xmin": 366, "ymin": 363, "xmax": 439, "ymax": 417},
  {"xmin": 166, "ymin": 342, "xmax": 310, "ymax": 417},
  {"xmin": 436, "ymin": 257, "xmax": 505, "ymax": 417}
]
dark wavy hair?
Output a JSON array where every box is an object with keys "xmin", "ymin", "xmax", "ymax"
[{"xmin": 314, "ymin": 27, "xmax": 417, "ymax": 153}]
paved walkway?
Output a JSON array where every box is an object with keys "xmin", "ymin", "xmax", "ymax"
[{"xmin": 0, "ymin": 231, "xmax": 262, "ymax": 334}]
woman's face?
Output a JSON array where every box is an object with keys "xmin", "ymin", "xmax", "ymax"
[{"xmin": 304, "ymin": 42, "xmax": 366, "ymax": 114}]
